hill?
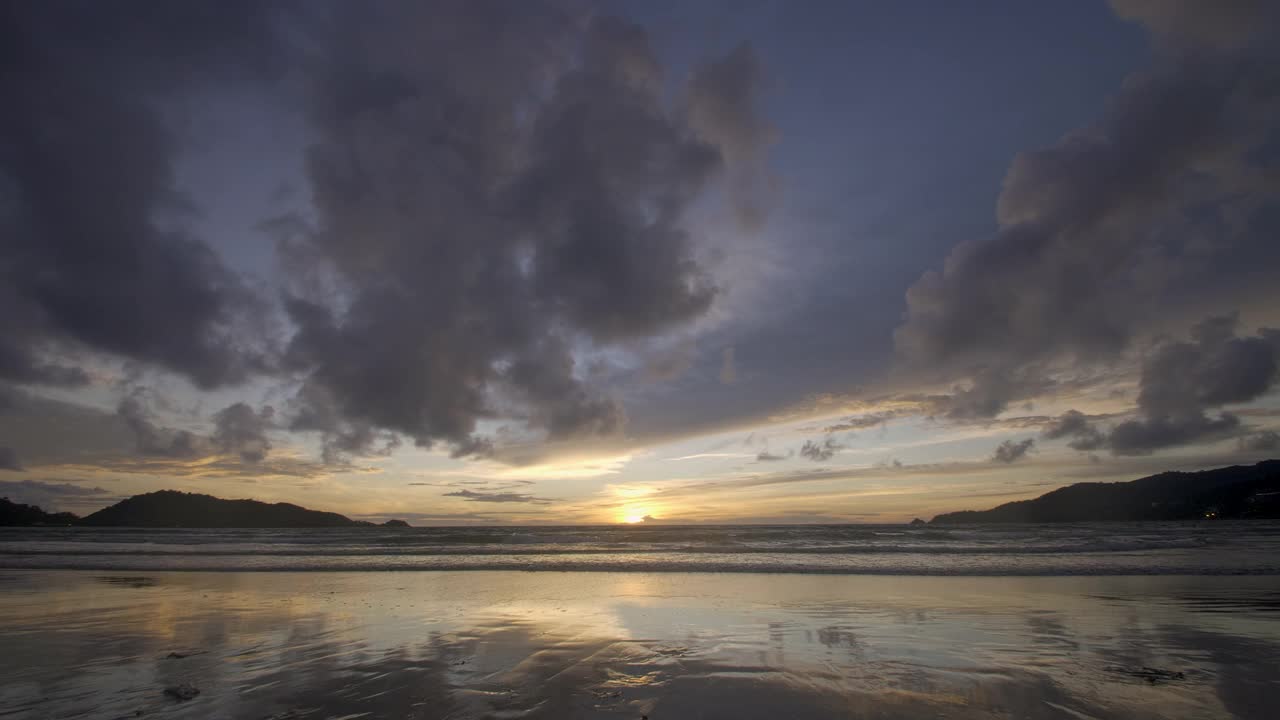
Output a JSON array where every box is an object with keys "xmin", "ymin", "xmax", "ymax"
[
  {"xmin": 78, "ymin": 490, "xmax": 409, "ymax": 528},
  {"xmin": 0, "ymin": 497, "xmax": 80, "ymax": 526},
  {"xmin": 931, "ymin": 460, "xmax": 1280, "ymax": 523}
]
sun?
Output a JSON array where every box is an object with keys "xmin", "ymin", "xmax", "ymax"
[{"xmin": 619, "ymin": 508, "xmax": 653, "ymax": 524}]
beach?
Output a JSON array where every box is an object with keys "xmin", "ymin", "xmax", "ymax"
[{"xmin": 2, "ymin": 570, "xmax": 1278, "ymax": 719}]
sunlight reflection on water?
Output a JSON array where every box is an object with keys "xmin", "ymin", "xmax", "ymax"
[{"xmin": 0, "ymin": 571, "xmax": 1278, "ymax": 718}]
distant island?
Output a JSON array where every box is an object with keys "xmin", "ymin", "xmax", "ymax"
[
  {"xmin": 1, "ymin": 490, "xmax": 410, "ymax": 528},
  {"xmin": 931, "ymin": 460, "xmax": 1280, "ymax": 523}
]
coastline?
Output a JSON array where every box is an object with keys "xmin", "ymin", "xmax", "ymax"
[{"xmin": 2, "ymin": 570, "xmax": 1278, "ymax": 719}]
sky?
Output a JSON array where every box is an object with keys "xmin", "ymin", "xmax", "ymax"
[{"xmin": 2, "ymin": 0, "xmax": 1279, "ymax": 525}]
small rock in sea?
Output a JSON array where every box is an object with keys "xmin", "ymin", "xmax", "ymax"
[{"xmin": 163, "ymin": 683, "xmax": 200, "ymax": 701}]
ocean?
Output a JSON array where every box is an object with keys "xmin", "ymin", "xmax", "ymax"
[
  {"xmin": 4, "ymin": 523, "xmax": 1280, "ymax": 718},
  {"xmin": 3, "ymin": 521, "xmax": 1280, "ymax": 574}
]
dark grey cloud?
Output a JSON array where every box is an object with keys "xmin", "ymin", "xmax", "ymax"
[
  {"xmin": 119, "ymin": 389, "xmax": 278, "ymax": 463},
  {"xmin": 1110, "ymin": 0, "xmax": 1279, "ymax": 49},
  {"xmin": 822, "ymin": 410, "xmax": 902, "ymax": 433},
  {"xmin": 0, "ymin": 479, "xmax": 110, "ymax": 512},
  {"xmin": 6, "ymin": 2, "xmax": 773, "ymax": 466},
  {"xmin": 893, "ymin": 1, "xmax": 1280, "ymax": 421},
  {"xmin": 686, "ymin": 44, "xmax": 773, "ymax": 231},
  {"xmin": 1107, "ymin": 315, "xmax": 1278, "ymax": 454},
  {"xmin": 281, "ymin": 6, "xmax": 767, "ymax": 459},
  {"xmin": 799, "ymin": 436, "xmax": 844, "ymax": 462},
  {"xmin": 117, "ymin": 394, "xmax": 210, "ymax": 459},
  {"xmin": 991, "ymin": 438, "xmax": 1036, "ymax": 464},
  {"xmin": 755, "ymin": 450, "xmax": 789, "ymax": 462},
  {"xmin": 0, "ymin": 446, "xmax": 22, "ymax": 471},
  {"xmin": 1041, "ymin": 317, "xmax": 1280, "ymax": 455},
  {"xmin": 212, "ymin": 403, "xmax": 274, "ymax": 463},
  {"xmin": 1238, "ymin": 430, "xmax": 1280, "ymax": 453},
  {"xmin": 286, "ymin": 381, "xmax": 402, "ymax": 465},
  {"xmin": 1, "ymin": 1, "xmax": 290, "ymax": 390},
  {"xmin": 443, "ymin": 489, "xmax": 550, "ymax": 504},
  {"xmin": 1042, "ymin": 411, "xmax": 1108, "ymax": 452}
]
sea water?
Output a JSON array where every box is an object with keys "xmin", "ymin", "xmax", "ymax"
[{"xmin": 3, "ymin": 521, "xmax": 1278, "ymax": 574}]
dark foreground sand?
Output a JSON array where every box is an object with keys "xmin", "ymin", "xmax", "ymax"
[{"xmin": 1, "ymin": 571, "xmax": 1278, "ymax": 719}]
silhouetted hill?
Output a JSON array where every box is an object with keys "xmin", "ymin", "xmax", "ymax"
[
  {"xmin": 0, "ymin": 497, "xmax": 80, "ymax": 526},
  {"xmin": 79, "ymin": 490, "xmax": 409, "ymax": 528},
  {"xmin": 931, "ymin": 460, "xmax": 1280, "ymax": 523}
]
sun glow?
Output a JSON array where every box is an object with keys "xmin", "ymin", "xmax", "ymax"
[{"xmin": 620, "ymin": 508, "xmax": 653, "ymax": 524}]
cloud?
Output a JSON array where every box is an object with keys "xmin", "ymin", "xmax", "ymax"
[
  {"xmin": 755, "ymin": 449, "xmax": 788, "ymax": 462},
  {"xmin": 0, "ymin": 446, "xmax": 22, "ymax": 471},
  {"xmin": 1107, "ymin": 315, "xmax": 1278, "ymax": 454},
  {"xmin": 1238, "ymin": 430, "xmax": 1280, "ymax": 452},
  {"xmin": 119, "ymin": 389, "xmax": 279, "ymax": 463},
  {"xmin": 799, "ymin": 436, "xmax": 844, "ymax": 462},
  {"xmin": 213, "ymin": 403, "xmax": 275, "ymax": 463},
  {"xmin": 686, "ymin": 44, "xmax": 774, "ymax": 231},
  {"xmin": 642, "ymin": 340, "xmax": 696, "ymax": 381},
  {"xmin": 1040, "ymin": 316, "xmax": 1280, "ymax": 455},
  {"xmin": 0, "ymin": 479, "xmax": 110, "ymax": 512},
  {"xmin": 822, "ymin": 410, "xmax": 905, "ymax": 433},
  {"xmin": 279, "ymin": 7, "xmax": 769, "ymax": 459},
  {"xmin": 443, "ymin": 489, "xmax": 551, "ymax": 504},
  {"xmin": 117, "ymin": 394, "xmax": 211, "ymax": 459},
  {"xmin": 1, "ymin": 1, "xmax": 287, "ymax": 390},
  {"xmin": 1110, "ymin": 0, "xmax": 1279, "ymax": 49},
  {"xmin": 74, "ymin": 454, "xmax": 335, "ymax": 481},
  {"xmin": 892, "ymin": 2, "xmax": 1280, "ymax": 420},
  {"xmin": 991, "ymin": 438, "xmax": 1036, "ymax": 464},
  {"xmin": 719, "ymin": 347, "xmax": 737, "ymax": 385},
  {"xmin": 4, "ymin": 2, "xmax": 771, "ymax": 467},
  {"xmin": 1042, "ymin": 410, "xmax": 1107, "ymax": 451}
]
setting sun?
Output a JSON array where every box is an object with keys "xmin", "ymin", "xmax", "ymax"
[{"xmin": 620, "ymin": 509, "xmax": 653, "ymax": 524}]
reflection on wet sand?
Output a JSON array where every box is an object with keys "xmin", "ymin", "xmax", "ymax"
[{"xmin": 1, "ymin": 572, "xmax": 1278, "ymax": 719}]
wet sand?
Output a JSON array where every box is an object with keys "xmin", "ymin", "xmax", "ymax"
[{"xmin": 1, "ymin": 572, "xmax": 1278, "ymax": 719}]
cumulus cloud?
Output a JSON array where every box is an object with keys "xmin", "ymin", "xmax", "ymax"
[
  {"xmin": 119, "ymin": 389, "xmax": 278, "ymax": 463},
  {"xmin": 893, "ymin": 1, "xmax": 1280, "ymax": 420},
  {"xmin": 1041, "ymin": 317, "xmax": 1280, "ymax": 455},
  {"xmin": 1, "ymin": 1, "xmax": 287, "ymax": 390},
  {"xmin": 280, "ymin": 6, "xmax": 769, "ymax": 459},
  {"xmin": 3, "ymin": 2, "xmax": 771, "ymax": 466},
  {"xmin": 1042, "ymin": 410, "xmax": 1108, "ymax": 451},
  {"xmin": 117, "ymin": 394, "xmax": 211, "ymax": 459},
  {"xmin": 0, "ymin": 446, "xmax": 22, "ymax": 471},
  {"xmin": 1238, "ymin": 430, "xmax": 1280, "ymax": 452},
  {"xmin": 799, "ymin": 436, "xmax": 844, "ymax": 462},
  {"xmin": 991, "ymin": 438, "xmax": 1036, "ymax": 463},
  {"xmin": 1107, "ymin": 315, "xmax": 1278, "ymax": 454},
  {"xmin": 443, "ymin": 489, "xmax": 550, "ymax": 504},
  {"xmin": 212, "ymin": 403, "xmax": 275, "ymax": 463},
  {"xmin": 1110, "ymin": 0, "xmax": 1279, "ymax": 49}
]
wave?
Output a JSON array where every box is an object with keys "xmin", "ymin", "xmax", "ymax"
[
  {"xmin": 1, "ymin": 554, "xmax": 1277, "ymax": 575},
  {"xmin": 3, "ymin": 522, "xmax": 1277, "ymax": 576},
  {"xmin": 0, "ymin": 538, "xmax": 1215, "ymax": 557}
]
